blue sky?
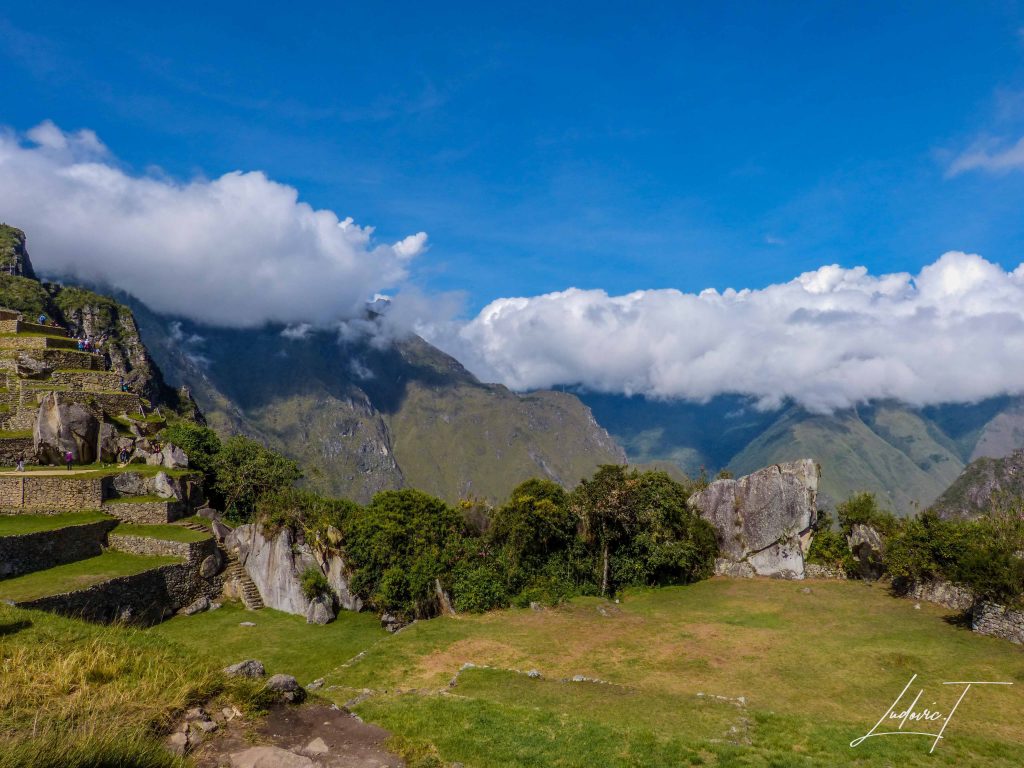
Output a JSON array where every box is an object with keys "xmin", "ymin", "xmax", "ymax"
[{"xmin": 2, "ymin": 1, "xmax": 1024, "ymax": 317}]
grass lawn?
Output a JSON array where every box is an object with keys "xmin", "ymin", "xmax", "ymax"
[
  {"xmin": 324, "ymin": 579, "xmax": 1024, "ymax": 767},
  {"xmin": 0, "ymin": 551, "xmax": 180, "ymax": 602},
  {"xmin": 148, "ymin": 603, "xmax": 383, "ymax": 684},
  {"xmin": 6, "ymin": 576, "xmax": 1024, "ymax": 766},
  {"xmin": 0, "ymin": 511, "xmax": 112, "ymax": 536},
  {"xmin": 111, "ymin": 523, "xmax": 209, "ymax": 543},
  {"xmin": 0, "ymin": 603, "xmax": 261, "ymax": 768}
]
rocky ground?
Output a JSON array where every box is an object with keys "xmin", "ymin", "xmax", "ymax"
[{"xmin": 185, "ymin": 702, "xmax": 404, "ymax": 768}]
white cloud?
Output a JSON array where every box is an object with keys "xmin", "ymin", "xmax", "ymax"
[
  {"xmin": 946, "ymin": 135, "xmax": 1024, "ymax": 176},
  {"xmin": 427, "ymin": 252, "xmax": 1024, "ymax": 412},
  {"xmin": 0, "ymin": 122, "xmax": 426, "ymax": 327}
]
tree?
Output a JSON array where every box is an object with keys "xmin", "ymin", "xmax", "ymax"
[
  {"xmin": 489, "ymin": 478, "xmax": 574, "ymax": 571},
  {"xmin": 161, "ymin": 422, "xmax": 221, "ymax": 484},
  {"xmin": 212, "ymin": 435, "xmax": 301, "ymax": 523},
  {"xmin": 569, "ymin": 466, "xmax": 717, "ymax": 596},
  {"xmin": 343, "ymin": 489, "xmax": 468, "ymax": 618}
]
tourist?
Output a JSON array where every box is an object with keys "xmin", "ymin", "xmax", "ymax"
[
  {"xmin": 16, "ymin": 456, "xmax": 24, "ymax": 472},
  {"xmin": 76, "ymin": 338, "xmax": 84, "ymax": 351},
  {"xmin": 64, "ymin": 450, "xmax": 73, "ymax": 470},
  {"xmin": 37, "ymin": 313, "xmax": 46, "ymax": 325}
]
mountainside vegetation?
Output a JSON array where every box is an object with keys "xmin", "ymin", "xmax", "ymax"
[
  {"xmin": 127, "ymin": 301, "xmax": 625, "ymax": 505},
  {"xmin": 580, "ymin": 391, "xmax": 1024, "ymax": 515}
]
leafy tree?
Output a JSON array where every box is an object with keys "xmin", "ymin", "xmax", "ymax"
[
  {"xmin": 489, "ymin": 478, "xmax": 575, "ymax": 571},
  {"xmin": 213, "ymin": 435, "xmax": 302, "ymax": 523},
  {"xmin": 343, "ymin": 489, "xmax": 469, "ymax": 618},
  {"xmin": 836, "ymin": 492, "xmax": 898, "ymax": 537},
  {"xmin": 161, "ymin": 422, "xmax": 221, "ymax": 487},
  {"xmin": 569, "ymin": 466, "xmax": 717, "ymax": 595}
]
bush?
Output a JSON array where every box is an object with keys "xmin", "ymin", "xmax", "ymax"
[
  {"xmin": 452, "ymin": 563, "xmax": 509, "ymax": 612},
  {"xmin": 299, "ymin": 567, "xmax": 332, "ymax": 600},
  {"xmin": 836, "ymin": 492, "xmax": 898, "ymax": 537},
  {"xmin": 213, "ymin": 435, "xmax": 302, "ymax": 523},
  {"xmin": 806, "ymin": 511, "xmax": 855, "ymax": 573},
  {"xmin": 343, "ymin": 489, "xmax": 469, "ymax": 619},
  {"xmin": 161, "ymin": 423, "xmax": 221, "ymax": 481}
]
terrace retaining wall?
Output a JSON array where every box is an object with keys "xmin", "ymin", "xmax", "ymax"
[
  {"xmin": 0, "ymin": 519, "xmax": 118, "ymax": 578},
  {"xmin": 15, "ymin": 558, "xmax": 225, "ymax": 626},
  {"xmin": 108, "ymin": 533, "xmax": 213, "ymax": 561},
  {"xmin": 0, "ymin": 475, "xmax": 104, "ymax": 513}
]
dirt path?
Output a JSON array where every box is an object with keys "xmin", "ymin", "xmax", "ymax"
[{"xmin": 189, "ymin": 703, "xmax": 404, "ymax": 768}]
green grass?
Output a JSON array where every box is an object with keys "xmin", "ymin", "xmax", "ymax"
[
  {"xmin": 112, "ymin": 523, "xmax": 208, "ymax": 543},
  {"xmin": 5, "ymin": 571, "xmax": 1024, "ymax": 766},
  {"xmin": 325, "ymin": 580, "xmax": 1024, "ymax": 767},
  {"xmin": 105, "ymin": 494, "xmax": 167, "ymax": 504},
  {"xmin": 148, "ymin": 603, "xmax": 384, "ymax": 684},
  {"xmin": 0, "ymin": 429, "xmax": 32, "ymax": 439},
  {"xmin": 0, "ymin": 601, "xmax": 261, "ymax": 768},
  {"xmin": 0, "ymin": 463, "xmax": 198, "ymax": 480},
  {"xmin": 0, "ymin": 551, "xmax": 180, "ymax": 602},
  {"xmin": 0, "ymin": 511, "xmax": 112, "ymax": 536}
]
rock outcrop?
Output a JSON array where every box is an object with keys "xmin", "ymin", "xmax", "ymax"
[
  {"xmin": 33, "ymin": 393, "xmax": 100, "ymax": 464},
  {"xmin": 688, "ymin": 459, "xmax": 818, "ymax": 579},
  {"xmin": 847, "ymin": 524, "xmax": 885, "ymax": 580},
  {"xmin": 224, "ymin": 524, "xmax": 362, "ymax": 621}
]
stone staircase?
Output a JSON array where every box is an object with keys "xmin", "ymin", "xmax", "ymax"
[{"xmin": 181, "ymin": 520, "xmax": 264, "ymax": 610}]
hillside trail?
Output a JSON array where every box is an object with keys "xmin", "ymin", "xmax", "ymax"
[{"xmin": 189, "ymin": 702, "xmax": 404, "ymax": 768}]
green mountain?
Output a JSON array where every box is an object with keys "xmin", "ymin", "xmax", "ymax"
[
  {"xmin": 125, "ymin": 304, "xmax": 625, "ymax": 505},
  {"xmin": 579, "ymin": 391, "xmax": 1024, "ymax": 515},
  {"xmin": 930, "ymin": 450, "xmax": 1024, "ymax": 520}
]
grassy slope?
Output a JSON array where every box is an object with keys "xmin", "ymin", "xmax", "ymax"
[
  {"xmin": 0, "ymin": 552, "xmax": 180, "ymax": 601},
  {"xmin": 149, "ymin": 603, "xmax": 383, "ymax": 682},
  {"xmin": 144, "ymin": 580, "xmax": 1024, "ymax": 767},
  {"xmin": 0, "ymin": 603, "xmax": 260, "ymax": 768},
  {"xmin": 387, "ymin": 384, "xmax": 625, "ymax": 503},
  {"xmin": 0, "ymin": 511, "xmax": 111, "ymax": 536},
  {"xmin": 112, "ymin": 523, "xmax": 210, "ymax": 543},
  {"xmin": 727, "ymin": 408, "xmax": 964, "ymax": 513}
]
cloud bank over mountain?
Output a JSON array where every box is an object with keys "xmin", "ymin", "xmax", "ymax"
[
  {"xmin": 5, "ymin": 121, "xmax": 1024, "ymax": 412},
  {"xmin": 428, "ymin": 253, "xmax": 1024, "ymax": 412},
  {"xmin": 0, "ymin": 121, "xmax": 426, "ymax": 327}
]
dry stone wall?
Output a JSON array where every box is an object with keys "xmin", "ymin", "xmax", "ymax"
[
  {"xmin": 971, "ymin": 603, "xmax": 1024, "ymax": 644},
  {"xmin": 103, "ymin": 499, "xmax": 183, "ymax": 524},
  {"xmin": 15, "ymin": 560, "xmax": 225, "ymax": 626},
  {"xmin": 0, "ymin": 475, "xmax": 104, "ymax": 513},
  {"xmin": 0, "ymin": 519, "xmax": 118, "ymax": 577},
  {"xmin": 108, "ymin": 533, "xmax": 212, "ymax": 561}
]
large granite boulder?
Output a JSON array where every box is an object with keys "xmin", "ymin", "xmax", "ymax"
[
  {"xmin": 688, "ymin": 459, "xmax": 818, "ymax": 579},
  {"xmin": 225, "ymin": 524, "xmax": 361, "ymax": 618},
  {"xmin": 33, "ymin": 393, "xmax": 100, "ymax": 464}
]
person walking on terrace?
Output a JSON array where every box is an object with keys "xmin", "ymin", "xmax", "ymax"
[
  {"xmin": 15, "ymin": 455, "xmax": 24, "ymax": 472},
  {"xmin": 64, "ymin": 450, "xmax": 73, "ymax": 471},
  {"xmin": 37, "ymin": 313, "xmax": 46, "ymax": 325}
]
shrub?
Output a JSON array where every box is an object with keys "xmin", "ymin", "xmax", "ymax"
[
  {"xmin": 836, "ymin": 492, "xmax": 898, "ymax": 537},
  {"xmin": 343, "ymin": 489, "xmax": 468, "ymax": 618},
  {"xmin": 299, "ymin": 567, "xmax": 332, "ymax": 600},
  {"xmin": 452, "ymin": 563, "xmax": 509, "ymax": 612},
  {"xmin": 161, "ymin": 423, "xmax": 221, "ymax": 481},
  {"xmin": 213, "ymin": 435, "xmax": 302, "ymax": 523},
  {"xmin": 806, "ymin": 510, "xmax": 855, "ymax": 573}
]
